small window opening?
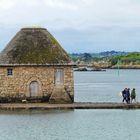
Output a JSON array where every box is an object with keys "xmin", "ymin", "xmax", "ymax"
[{"xmin": 7, "ymin": 69, "xmax": 13, "ymax": 76}]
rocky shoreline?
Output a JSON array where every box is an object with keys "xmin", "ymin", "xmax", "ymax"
[
  {"xmin": 74, "ymin": 63, "xmax": 140, "ymax": 71},
  {"xmin": 74, "ymin": 65, "xmax": 140, "ymax": 72},
  {"xmin": 111, "ymin": 65, "xmax": 140, "ymax": 69},
  {"xmin": 74, "ymin": 67, "xmax": 106, "ymax": 72}
]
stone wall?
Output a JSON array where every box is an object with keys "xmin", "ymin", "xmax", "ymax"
[{"xmin": 0, "ymin": 66, "xmax": 74, "ymax": 103}]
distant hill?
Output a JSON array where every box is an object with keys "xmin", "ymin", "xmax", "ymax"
[
  {"xmin": 99, "ymin": 51, "xmax": 128, "ymax": 57},
  {"xmin": 70, "ymin": 51, "xmax": 140, "ymax": 69},
  {"xmin": 70, "ymin": 51, "xmax": 128, "ymax": 62}
]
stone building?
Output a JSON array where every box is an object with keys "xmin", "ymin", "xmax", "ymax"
[{"xmin": 0, "ymin": 28, "xmax": 74, "ymax": 103}]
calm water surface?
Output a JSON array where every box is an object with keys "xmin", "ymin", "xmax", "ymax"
[
  {"xmin": 0, "ymin": 69, "xmax": 140, "ymax": 140},
  {"xmin": 75, "ymin": 69, "xmax": 140, "ymax": 102},
  {"xmin": 0, "ymin": 110, "xmax": 140, "ymax": 140}
]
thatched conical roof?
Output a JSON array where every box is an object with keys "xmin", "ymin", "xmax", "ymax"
[{"xmin": 0, "ymin": 28, "xmax": 71, "ymax": 64}]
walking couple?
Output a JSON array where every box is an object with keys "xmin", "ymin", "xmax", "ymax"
[{"xmin": 122, "ymin": 88, "xmax": 136, "ymax": 104}]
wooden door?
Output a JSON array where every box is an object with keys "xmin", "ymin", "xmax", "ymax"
[
  {"xmin": 29, "ymin": 81, "xmax": 39, "ymax": 97},
  {"xmin": 55, "ymin": 69, "xmax": 64, "ymax": 85}
]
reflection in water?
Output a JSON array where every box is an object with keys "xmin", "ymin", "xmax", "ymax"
[{"xmin": 0, "ymin": 109, "xmax": 74, "ymax": 115}]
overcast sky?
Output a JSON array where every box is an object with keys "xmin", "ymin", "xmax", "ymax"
[{"xmin": 0, "ymin": 0, "xmax": 140, "ymax": 53}]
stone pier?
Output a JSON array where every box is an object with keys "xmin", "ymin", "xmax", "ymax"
[{"xmin": 0, "ymin": 102, "xmax": 140, "ymax": 110}]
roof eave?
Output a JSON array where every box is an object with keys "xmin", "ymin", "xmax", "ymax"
[{"xmin": 0, "ymin": 63, "xmax": 76, "ymax": 67}]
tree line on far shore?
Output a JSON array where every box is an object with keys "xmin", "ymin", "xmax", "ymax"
[{"xmin": 70, "ymin": 51, "xmax": 140, "ymax": 68}]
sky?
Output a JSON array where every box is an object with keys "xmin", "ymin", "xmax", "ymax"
[{"xmin": 0, "ymin": 0, "xmax": 140, "ymax": 53}]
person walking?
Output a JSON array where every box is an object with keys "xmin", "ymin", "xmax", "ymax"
[
  {"xmin": 126, "ymin": 88, "xmax": 130, "ymax": 104},
  {"xmin": 131, "ymin": 88, "xmax": 136, "ymax": 103},
  {"xmin": 122, "ymin": 88, "xmax": 127, "ymax": 103}
]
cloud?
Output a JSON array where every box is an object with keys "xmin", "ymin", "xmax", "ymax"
[
  {"xmin": 1, "ymin": 0, "xmax": 140, "ymax": 29},
  {"xmin": 0, "ymin": 0, "xmax": 40, "ymax": 9},
  {"xmin": 0, "ymin": 0, "xmax": 15, "ymax": 9},
  {"xmin": 0, "ymin": 0, "xmax": 140, "ymax": 52},
  {"xmin": 43, "ymin": 0, "xmax": 78, "ymax": 10}
]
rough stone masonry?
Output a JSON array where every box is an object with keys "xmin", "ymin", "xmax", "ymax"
[{"xmin": 0, "ymin": 28, "xmax": 74, "ymax": 103}]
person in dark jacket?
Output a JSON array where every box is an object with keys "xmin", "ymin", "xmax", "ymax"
[
  {"xmin": 122, "ymin": 88, "xmax": 127, "ymax": 103},
  {"xmin": 126, "ymin": 88, "xmax": 130, "ymax": 104},
  {"xmin": 131, "ymin": 88, "xmax": 136, "ymax": 103}
]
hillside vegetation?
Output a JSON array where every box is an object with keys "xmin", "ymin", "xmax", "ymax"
[
  {"xmin": 71, "ymin": 51, "xmax": 140, "ymax": 69},
  {"xmin": 110, "ymin": 52, "xmax": 140, "ymax": 65},
  {"xmin": 70, "ymin": 51, "xmax": 127, "ymax": 62}
]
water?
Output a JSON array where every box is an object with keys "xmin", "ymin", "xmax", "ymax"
[
  {"xmin": 0, "ymin": 69, "xmax": 140, "ymax": 140},
  {"xmin": 0, "ymin": 110, "xmax": 140, "ymax": 140},
  {"xmin": 75, "ymin": 69, "xmax": 140, "ymax": 102}
]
